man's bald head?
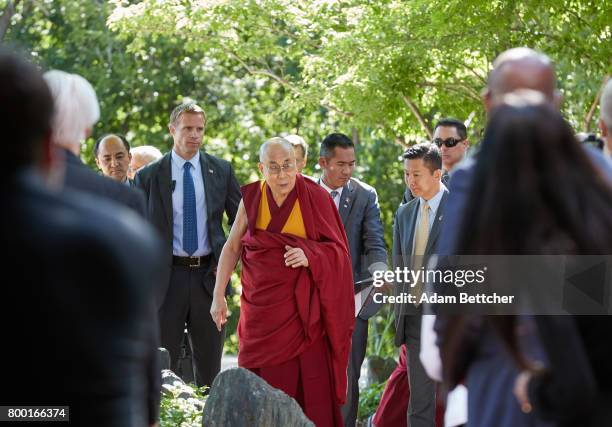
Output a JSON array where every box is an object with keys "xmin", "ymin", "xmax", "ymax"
[{"xmin": 484, "ymin": 48, "xmax": 560, "ymax": 111}]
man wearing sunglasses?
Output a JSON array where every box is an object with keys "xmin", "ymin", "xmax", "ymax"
[
  {"xmin": 432, "ymin": 118, "xmax": 470, "ymax": 174},
  {"xmin": 401, "ymin": 118, "xmax": 468, "ymax": 205}
]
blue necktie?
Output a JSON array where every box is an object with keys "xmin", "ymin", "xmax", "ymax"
[{"xmin": 182, "ymin": 162, "xmax": 198, "ymax": 255}]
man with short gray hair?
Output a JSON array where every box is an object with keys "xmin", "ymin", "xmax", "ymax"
[
  {"xmin": 135, "ymin": 101, "xmax": 241, "ymax": 389},
  {"xmin": 598, "ymin": 78, "xmax": 612, "ymax": 159}
]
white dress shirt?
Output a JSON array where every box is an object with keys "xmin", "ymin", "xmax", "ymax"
[{"xmin": 319, "ymin": 178, "xmax": 342, "ymax": 210}]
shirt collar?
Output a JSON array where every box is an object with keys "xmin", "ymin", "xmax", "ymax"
[
  {"xmin": 419, "ymin": 183, "xmax": 447, "ymax": 215},
  {"xmin": 319, "ymin": 177, "xmax": 342, "ymax": 195},
  {"xmin": 171, "ymin": 149, "xmax": 200, "ymax": 171}
]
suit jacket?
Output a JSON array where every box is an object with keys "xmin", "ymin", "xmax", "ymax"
[
  {"xmin": 62, "ymin": 149, "xmax": 146, "ymax": 217},
  {"xmin": 1, "ymin": 171, "xmax": 164, "ymax": 426},
  {"xmin": 59, "ymin": 148, "xmax": 159, "ymax": 423},
  {"xmin": 436, "ymin": 145, "xmax": 612, "ymax": 258},
  {"xmin": 134, "ymin": 150, "xmax": 241, "ymax": 301},
  {"xmin": 334, "ymin": 178, "xmax": 388, "ymax": 283},
  {"xmin": 393, "ymin": 187, "xmax": 448, "ymax": 345},
  {"xmin": 330, "ymin": 178, "xmax": 388, "ymax": 320}
]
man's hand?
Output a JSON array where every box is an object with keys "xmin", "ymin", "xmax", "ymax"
[
  {"xmin": 210, "ymin": 296, "xmax": 228, "ymax": 332},
  {"xmin": 375, "ymin": 281, "xmax": 394, "ymax": 295},
  {"xmin": 284, "ymin": 245, "xmax": 309, "ymax": 268},
  {"xmin": 513, "ymin": 370, "xmax": 533, "ymax": 414}
]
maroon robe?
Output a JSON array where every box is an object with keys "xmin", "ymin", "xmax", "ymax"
[{"xmin": 238, "ymin": 174, "xmax": 355, "ymax": 426}]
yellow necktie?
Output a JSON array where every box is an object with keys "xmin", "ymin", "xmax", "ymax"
[{"xmin": 412, "ymin": 200, "xmax": 430, "ymax": 304}]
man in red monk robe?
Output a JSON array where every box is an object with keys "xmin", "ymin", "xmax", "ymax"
[{"xmin": 210, "ymin": 137, "xmax": 355, "ymax": 427}]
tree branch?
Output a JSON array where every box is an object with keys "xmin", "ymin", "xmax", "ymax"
[
  {"xmin": 415, "ymin": 81, "xmax": 482, "ymax": 103},
  {"xmin": 584, "ymin": 75, "xmax": 610, "ymax": 132},
  {"xmin": 401, "ymin": 94, "xmax": 432, "ymax": 139},
  {"xmin": 225, "ymin": 48, "xmax": 353, "ymax": 117},
  {"xmin": 0, "ymin": 0, "xmax": 23, "ymax": 41}
]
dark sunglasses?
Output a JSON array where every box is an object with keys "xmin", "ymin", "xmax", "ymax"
[{"xmin": 433, "ymin": 137, "xmax": 464, "ymax": 148}]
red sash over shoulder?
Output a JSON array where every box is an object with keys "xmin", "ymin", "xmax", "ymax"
[{"xmin": 238, "ymin": 174, "xmax": 355, "ymax": 404}]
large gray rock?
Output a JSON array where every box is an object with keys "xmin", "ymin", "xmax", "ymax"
[
  {"xmin": 158, "ymin": 347, "xmax": 171, "ymax": 370},
  {"xmin": 366, "ymin": 356, "xmax": 397, "ymax": 386},
  {"xmin": 203, "ymin": 367, "xmax": 314, "ymax": 427},
  {"xmin": 161, "ymin": 369, "xmax": 197, "ymax": 400}
]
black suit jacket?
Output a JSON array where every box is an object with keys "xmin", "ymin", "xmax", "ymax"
[
  {"xmin": 60, "ymin": 148, "xmax": 160, "ymax": 423},
  {"xmin": 134, "ymin": 150, "xmax": 241, "ymax": 301},
  {"xmin": 1, "ymin": 171, "xmax": 164, "ymax": 426}
]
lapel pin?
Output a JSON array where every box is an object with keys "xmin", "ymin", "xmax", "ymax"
[
  {"xmin": 209, "ymin": 169, "xmax": 214, "ymax": 174},
  {"xmin": 439, "ymin": 215, "xmax": 443, "ymax": 221}
]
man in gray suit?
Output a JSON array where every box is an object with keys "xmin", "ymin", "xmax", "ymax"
[
  {"xmin": 135, "ymin": 102, "xmax": 241, "ymax": 389},
  {"xmin": 317, "ymin": 133, "xmax": 388, "ymax": 427},
  {"xmin": 393, "ymin": 143, "xmax": 448, "ymax": 427}
]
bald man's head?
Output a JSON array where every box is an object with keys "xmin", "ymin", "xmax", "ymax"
[{"xmin": 484, "ymin": 48, "xmax": 560, "ymax": 111}]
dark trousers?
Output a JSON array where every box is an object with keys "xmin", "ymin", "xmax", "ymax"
[
  {"xmin": 403, "ymin": 315, "xmax": 435, "ymax": 427},
  {"xmin": 341, "ymin": 317, "xmax": 369, "ymax": 427},
  {"xmin": 160, "ymin": 262, "xmax": 225, "ymax": 388}
]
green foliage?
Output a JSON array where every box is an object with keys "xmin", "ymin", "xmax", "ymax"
[
  {"xmin": 224, "ymin": 271, "xmax": 242, "ymax": 354},
  {"xmin": 358, "ymin": 380, "xmax": 387, "ymax": 422},
  {"xmin": 159, "ymin": 382, "xmax": 207, "ymax": 427},
  {"xmin": 367, "ymin": 306, "xmax": 398, "ymax": 358},
  {"xmin": 4, "ymin": 0, "xmax": 610, "ymax": 362}
]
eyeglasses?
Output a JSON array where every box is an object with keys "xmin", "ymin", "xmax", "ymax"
[
  {"xmin": 265, "ymin": 162, "xmax": 296, "ymax": 175},
  {"xmin": 433, "ymin": 137, "xmax": 465, "ymax": 148}
]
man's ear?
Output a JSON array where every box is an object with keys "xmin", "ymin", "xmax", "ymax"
[
  {"xmin": 599, "ymin": 118, "xmax": 608, "ymax": 138},
  {"xmin": 433, "ymin": 168, "xmax": 442, "ymax": 180},
  {"xmin": 258, "ymin": 162, "xmax": 264, "ymax": 174},
  {"xmin": 318, "ymin": 156, "xmax": 326, "ymax": 169}
]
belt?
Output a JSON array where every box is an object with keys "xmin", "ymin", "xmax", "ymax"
[{"xmin": 172, "ymin": 254, "xmax": 212, "ymax": 268}]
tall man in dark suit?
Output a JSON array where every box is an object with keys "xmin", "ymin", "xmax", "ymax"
[
  {"xmin": 393, "ymin": 143, "xmax": 448, "ymax": 427},
  {"xmin": 135, "ymin": 102, "xmax": 241, "ymax": 388},
  {"xmin": 317, "ymin": 133, "xmax": 388, "ymax": 427},
  {"xmin": 1, "ymin": 48, "xmax": 164, "ymax": 427}
]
